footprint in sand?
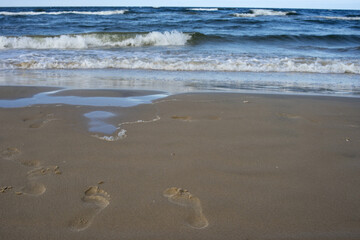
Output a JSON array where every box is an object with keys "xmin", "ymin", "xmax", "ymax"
[
  {"xmin": 1, "ymin": 147, "xmax": 44, "ymax": 196},
  {"xmin": 163, "ymin": 187, "xmax": 209, "ymax": 229},
  {"xmin": 17, "ymin": 165, "xmax": 62, "ymax": 196},
  {"xmin": 69, "ymin": 186, "xmax": 110, "ymax": 232},
  {"xmin": 0, "ymin": 147, "xmax": 21, "ymax": 160},
  {"xmin": 1, "ymin": 147, "xmax": 60, "ymax": 196},
  {"xmin": 24, "ymin": 113, "xmax": 55, "ymax": 128},
  {"xmin": 20, "ymin": 159, "xmax": 41, "ymax": 167},
  {"xmin": 27, "ymin": 165, "xmax": 62, "ymax": 178},
  {"xmin": 19, "ymin": 181, "xmax": 46, "ymax": 196},
  {"xmin": 1, "ymin": 147, "xmax": 41, "ymax": 168}
]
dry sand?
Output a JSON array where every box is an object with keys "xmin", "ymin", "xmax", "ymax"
[{"xmin": 0, "ymin": 86, "xmax": 360, "ymax": 240}]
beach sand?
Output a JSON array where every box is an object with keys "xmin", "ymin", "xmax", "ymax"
[{"xmin": 0, "ymin": 86, "xmax": 360, "ymax": 240}]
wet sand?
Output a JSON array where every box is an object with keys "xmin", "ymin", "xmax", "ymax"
[
  {"xmin": 52, "ymin": 88, "xmax": 164, "ymax": 98},
  {"xmin": 1, "ymin": 86, "xmax": 360, "ymax": 240}
]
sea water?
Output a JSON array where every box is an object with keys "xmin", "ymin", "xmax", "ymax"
[{"xmin": 0, "ymin": 7, "xmax": 359, "ymax": 96}]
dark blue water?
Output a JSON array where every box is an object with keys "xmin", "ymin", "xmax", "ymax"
[{"xmin": 0, "ymin": 7, "xmax": 359, "ymax": 95}]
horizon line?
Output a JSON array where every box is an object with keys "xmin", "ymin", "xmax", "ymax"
[{"xmin": 0, "ymin": 5, "xmax": 360, "ymax": 10}]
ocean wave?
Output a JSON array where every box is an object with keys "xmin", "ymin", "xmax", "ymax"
[
  {"xmin": 3, "ymin": 55, "xmax": 359, "ymax": 74},
  {"xmin": 299, "ymin": 45, "xmax": 360, "ymax": 53},
  {"xmin": 232, "ymin": 9, "xmax": 295, "ymax": 17},
  {"xmin": 318, "ymin": 16, "xmax": 360, "ymax": 21},
  {"xmin": 242, "ymin": 34, "xmax": 360, "ymax": 43},
  {"xmin": 0, "ymin": 31, "xmax": 191, "ymax": 49},
  {"xmin": 189, "ymin": 33, "xmax": 360, "ymax": 45},
  {"xmin": 2, "ymin": 32, "xmax": 359, "ymax": 50},
  {"xmin": 187, "ymin": 8, "xmax": 218, "ymax": 11},
  {"xmin": 0, "ymin": 10, "xmax": 128, "ymax": 16}
]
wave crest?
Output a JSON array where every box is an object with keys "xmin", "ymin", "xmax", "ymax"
[
  {"xmin": 3, "ymin": 55, "xmax": 359, "ymax": 74},
  {"xmin": 233, "ymin": 9, "xmax": 295, "ymax": 17},
  {"xmin": 0, "ymin": 31, "xmax": 192, "ymax": 49},
  {"xmin": 187, "ymin": 8, "xmax": 218, "ymax": 11}
]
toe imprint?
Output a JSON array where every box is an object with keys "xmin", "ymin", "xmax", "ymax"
[{"xmin": 27, "ymin": 165, "xmax": 61, "ymax": 178}]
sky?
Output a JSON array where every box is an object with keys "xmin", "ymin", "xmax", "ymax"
[{"xmin": 0, "ymin": 0, "xmax": 360, "ymax": 10}]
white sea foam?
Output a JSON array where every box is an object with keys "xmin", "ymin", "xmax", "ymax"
[
  {"xmin": 94, "ymin": 129, "xmax": 127, "ymax": 141},
  {"xmin": 233, "ymin": 9, "xmax": 292, "ymax": 17},
  {"xmin": 119, "ymin": 116, "xmax": 161, "ymax": 127},
  {"xmin": 0, "ymin": 10, "xmax": 127, "ymax": 16},
  {"xmin": 99, "ymin": 115, "xmax": 161, "ymax": 141},
  {"xmin": 188, "ymin": 8, "xmax": 218, "ymax": 11},
  {"xmin": 0, "ymin": 31, "xmax": 191, "ymax": 49},
  {"xmin": 318, "ymin": 16, "xmax": 360, "ymax": 21},
  {"xmin": 3, "ymin": 55, "xmax": 359, "ymax": 74},
  {"xmin": 112, "ymin": 31, "xmax": 191, "ymax": 47}
]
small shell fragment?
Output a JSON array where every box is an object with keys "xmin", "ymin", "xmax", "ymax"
[{"xmin": 0, "ymin": 186, "xmax": 13, "ymax": 193}]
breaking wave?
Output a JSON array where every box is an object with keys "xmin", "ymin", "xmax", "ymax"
[
  {"xmin": 233, "ymin": 9, "xmax": 295, "ymax": 17},
  {"xmin": 187, "ymin": 8, "xmax": 218, "ymax": 11},
  {"xmin": 0, "ymin": 31, "xmax": 191, "ymax": 49},
  {"xmin": 2, "ymin": 55, "xmax": 359, "ymax": 74}
]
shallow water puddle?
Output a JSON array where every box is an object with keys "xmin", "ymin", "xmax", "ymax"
[
  {"xmin": 83, "ymin": 111, "xmax": 128, "ymax": 141},
  {"xmin": 84, "ymin": 111, "xmax": 117, "ymax": 135}
]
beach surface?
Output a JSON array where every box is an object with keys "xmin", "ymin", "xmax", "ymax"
[{"xmin": 1, "ymin": 86, "xmax": 360, "ymax": 240}]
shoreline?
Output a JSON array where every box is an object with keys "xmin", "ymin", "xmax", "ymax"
[
  {"xmin": 1, "ymin": 85, "xmax": 360, "ymax": 239},
  {"xmin": 1, "ymin": 69, "xmax": 359, "ymax": 98}
]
